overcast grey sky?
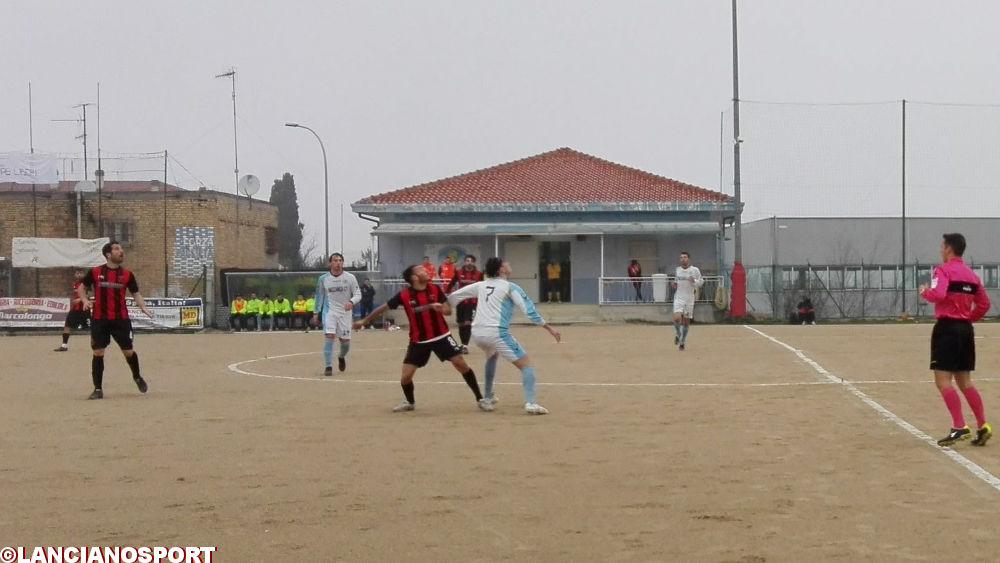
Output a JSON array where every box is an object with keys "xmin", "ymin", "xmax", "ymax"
[{"xmin": 3, "ymin": 1, "xmax": 1000, "ymax": 263}]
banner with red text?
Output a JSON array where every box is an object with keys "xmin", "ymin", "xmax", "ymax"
[{"xmin": 0, "ymin": 297, "xmax": 203, "ymax": 329}]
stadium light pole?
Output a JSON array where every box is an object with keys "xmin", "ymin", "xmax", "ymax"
[{"xmin": 285, "ymin": 123, "xmax": 329, "ymax": 260}]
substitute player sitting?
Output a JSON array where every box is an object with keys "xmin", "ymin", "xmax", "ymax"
[
  {"xmin": 353, "ymin": 264, "xmax": 491, "ymax": 413},
  {"xmin": 447, "ymin": 257, "xmax": 561, "ymax": 415},
  {"xmin": 670, "ymin": 251, "xmax": 703, "ymax": 351}
]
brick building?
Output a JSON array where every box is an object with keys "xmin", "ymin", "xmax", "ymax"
[{"xmin": 0, "ymin": 181, "xmax": 278, "ymax": 304}]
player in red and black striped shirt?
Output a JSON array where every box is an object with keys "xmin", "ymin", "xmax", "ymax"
[
  {"xmin": 354, "ymin": 264, "xmax": 492, "ymax": 413},
  {"xmin": 78, "ymin": 241, "xmax": 153, "ymax": 400},
  {"xmin": 445, "ymin": 254, "xmax": 484, "ymax": 354},
  {"xmin": 54, "ymin": 267, "xmax": 91, "ymax": 352}
]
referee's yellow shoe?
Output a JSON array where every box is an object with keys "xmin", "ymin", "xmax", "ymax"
[
  {"xmin": 972, "ymin": 423, "xmax": 993, "ymax": 447},
  {"xmin": 937, "ymin": 425, "xmax": 971, "ymax": 447}
]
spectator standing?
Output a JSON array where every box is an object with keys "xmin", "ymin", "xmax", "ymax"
[
  {"xmin": 438, "ymin": 256, "xmax": 456, "ymax": 284},
  {"xmin": 359, "ymin": 279, "xmax": 376, "ymax": 329},
  {"xmin": 627, "ymin": 259, "xmax": 643, "ymax": 302}
]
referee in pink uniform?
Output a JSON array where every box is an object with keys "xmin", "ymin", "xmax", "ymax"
[{"xmin": 918, "ymin": 233, "xmax": 993, "ymax": 447}]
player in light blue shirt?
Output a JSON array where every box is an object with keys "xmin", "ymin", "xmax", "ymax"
[
  {"xmin": 448, "ymin": 257, "xmax": 561, "ymax": 414},
  {"xmin": 312, "ymin": 253, "xmax": 361, "ymax": 375}
]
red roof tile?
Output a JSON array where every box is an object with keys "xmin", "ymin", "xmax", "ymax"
[
  {"xmin": 356, "ymin": 148, "xmax": 730, "ymax": 205},
  {"xmin": 0, "ymin": 180, "xmax": 184, "ymax": 193}
]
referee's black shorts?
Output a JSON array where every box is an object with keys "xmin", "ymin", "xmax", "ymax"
[
  {"xmin": 930, "ymin": 318, "xmax": 975, "ymax": 372},
  {"xmin": 403, "ymin": 334, "xmax": 462, "ymax": 367},
  {"xmin": 90, "ymin": 318, "xmax": 135, "ymax": 351}
]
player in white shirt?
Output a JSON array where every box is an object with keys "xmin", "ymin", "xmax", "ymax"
[
  {"xmin": 448, "ymin": 257, "xmax": 561, "ymax": 414},
  {"xmin": 312, "ymin": 253, "xmax": 362, "ymax": 375},
  {"xmin": 670, "ymin": 251, "xmax": 703, "ymax": 351}
]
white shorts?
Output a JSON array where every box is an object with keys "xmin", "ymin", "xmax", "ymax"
[
  {"xmin": 471, "ymin": 328, "xmax": 526, "ymax": 362},
  {"xmin": 673, "ymin": 298, "xmax": 695, "ymax": 318},
  {"xmin": 323, "ymin": 309, "xmax": 353, "ymax": 340}
]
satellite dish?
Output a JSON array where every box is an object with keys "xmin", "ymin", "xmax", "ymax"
[
  {"xmin": 74, "ymin": 180, "xmax": 97, "ymax": 193},
  {"xmin": 238, "ymin": 174, "xmax": 261, "ymax": 197}
]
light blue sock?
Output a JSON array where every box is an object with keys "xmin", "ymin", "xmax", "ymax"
[
  {"xmin": 339, "ymin": 340, "xmax": 351, "ymax": 358},
  {"xmin": 323, "ymin": 338, "xmax": 334, "ymax": 367},
  {"xmin": 674, "ymin": 321, "xmax": 681, "ymax": 338},
  {"xmin": 681, "ymin": 324, "xmax": 689, "ymax": 343},
  {"xmin": 484, "ymin": 355, "xmax": 498, "ymax": 398},
  {"xmin": 521, "ymin": 365, "xmax": 536, "ymax": 404}
]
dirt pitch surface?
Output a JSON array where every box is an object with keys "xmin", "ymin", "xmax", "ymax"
[{"xmin": 3, "ymin": 323, "xmax": 1000, "ymax": 562}]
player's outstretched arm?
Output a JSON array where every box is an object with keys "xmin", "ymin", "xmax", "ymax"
[
  {"xmin": 543, "ymin": 323, "xmax": 561, "ymax": 343},
  {"xmin": 510, "ymin": 284, "xmax": 544, "ymax": 324},
  {"xmin": 446, "ymin": 282, "xmax": 482, "ymax": 307},
  {"xmin": 353, "ymin": 303, "xmax": 389, "ymax": 330}
]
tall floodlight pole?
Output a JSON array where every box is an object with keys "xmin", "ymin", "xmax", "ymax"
[
  {"xmin": 901, "ymin": 99, "xmax": 907, "ymax": 314},
  {"xmin": 728, "ymin": 0, "xmax": 748, "ymax": 317},
  {"xmin": 731, "ymin": 0, "xmax": 742, "ymax": 264},
  {"xmin": 216, "ymin": 69, "xmax": 239, "ymax": 261},
  {"xmin": 285, "ymin": 123, "xmax": 329, "ymax": 260}
]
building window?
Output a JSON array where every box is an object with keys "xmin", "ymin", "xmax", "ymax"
[
  {"xmin": 264, "ymin": 227, "xmax": 278, "ymax": 255},
  {"xmin": 103, "ymin": 221, "xmax": 134, "ymax": 247}
]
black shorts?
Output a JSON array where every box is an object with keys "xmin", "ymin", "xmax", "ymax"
[
  {"xmin": 90, "ymin": 318, "xmax": 135, "ymax": 351},
  {"xmin": 65, "ymin": 310, "xmax": 90, "ymax": 330},
  {"xmin": 403, "ymin": 334, "xmax": 462, "ymax": 368},
  {"xmin": 930, "ymin": 318, "xmax": 975, "ymax": 372},
  {"xmin": 456, "ymin": 302, "xmax": 477, "ymax": 325}
]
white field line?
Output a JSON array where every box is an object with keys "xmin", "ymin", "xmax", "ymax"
[
  {"xmin": 743, "ymin": 325, "xmax": 1000, "ymax": 492},
  {"xmin": 228, "ymin": 348, "xmax": 999, "ymax": 387}
]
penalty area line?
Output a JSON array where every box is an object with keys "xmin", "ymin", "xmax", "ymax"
[{"xmin": 744, "ymin": 325, "xmax": 1000, "ymax": 493}]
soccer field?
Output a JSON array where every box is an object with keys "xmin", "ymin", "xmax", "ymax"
[{"xmin": 3, "ymin": 323, "xmax": 1000, "ymax": 562}]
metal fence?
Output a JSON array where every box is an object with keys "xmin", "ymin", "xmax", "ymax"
[
  {"xmin": 371, "ymin": 276, "xmax": 727, "ymax": 307},
  {"xmin": 744, "ymin": 264, "xmax": 1000, "ymax": 320},
  {"xmin": 598, "ymin": 276, "xmax": 726, "ymax": 305}
]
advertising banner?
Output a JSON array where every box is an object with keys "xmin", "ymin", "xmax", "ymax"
[
  {"xmin": 0, "ymin": 297, "xmax": 70, "ymax": 327},
  {"xmin": 0, "ymin": 297, "xmax": 203, "ymax": 329},
  {"xmin": 126, "ymin": 297, "xmax": 204, "ymax": 329}
]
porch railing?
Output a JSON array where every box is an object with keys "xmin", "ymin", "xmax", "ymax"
[{"xmin": 598, "ymin": 276, "xmax": 726, "ymax": 305}]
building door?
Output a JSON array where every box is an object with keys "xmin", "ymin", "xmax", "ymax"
[
  {"xmin": 540, "ymin": 241, "xmax": 571, "ymax": 302},
  {"xmin": 504, "ymin": 240, "xmax": 539, "ymax": 302}
]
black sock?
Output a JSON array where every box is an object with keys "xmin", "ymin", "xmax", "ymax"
[
  {"xmin": 62, "ymin": 333, "xmax": 70, "ymax": 345},
  {"xmin": 459, "ymin": 325, "xmax": 471, "ymax": 346},
  {"xmin": 126, "ymin": 352, "xmax": 141, "ymax": 379},
  {"xmin": 462, "ymin": 369, "xmax": 483, "ymax": 401},
  {"xmin": 402, "ymin": 382, "xmax": 415, "ymax": 404},
  {"xmin": 92, "ymin": 356, "xmax": 104, "ymax": 389}
]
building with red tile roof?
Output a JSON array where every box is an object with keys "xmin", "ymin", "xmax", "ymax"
[{"xmin": 352, "ymin": 148, "xmax": 741, "ymax": 305}]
